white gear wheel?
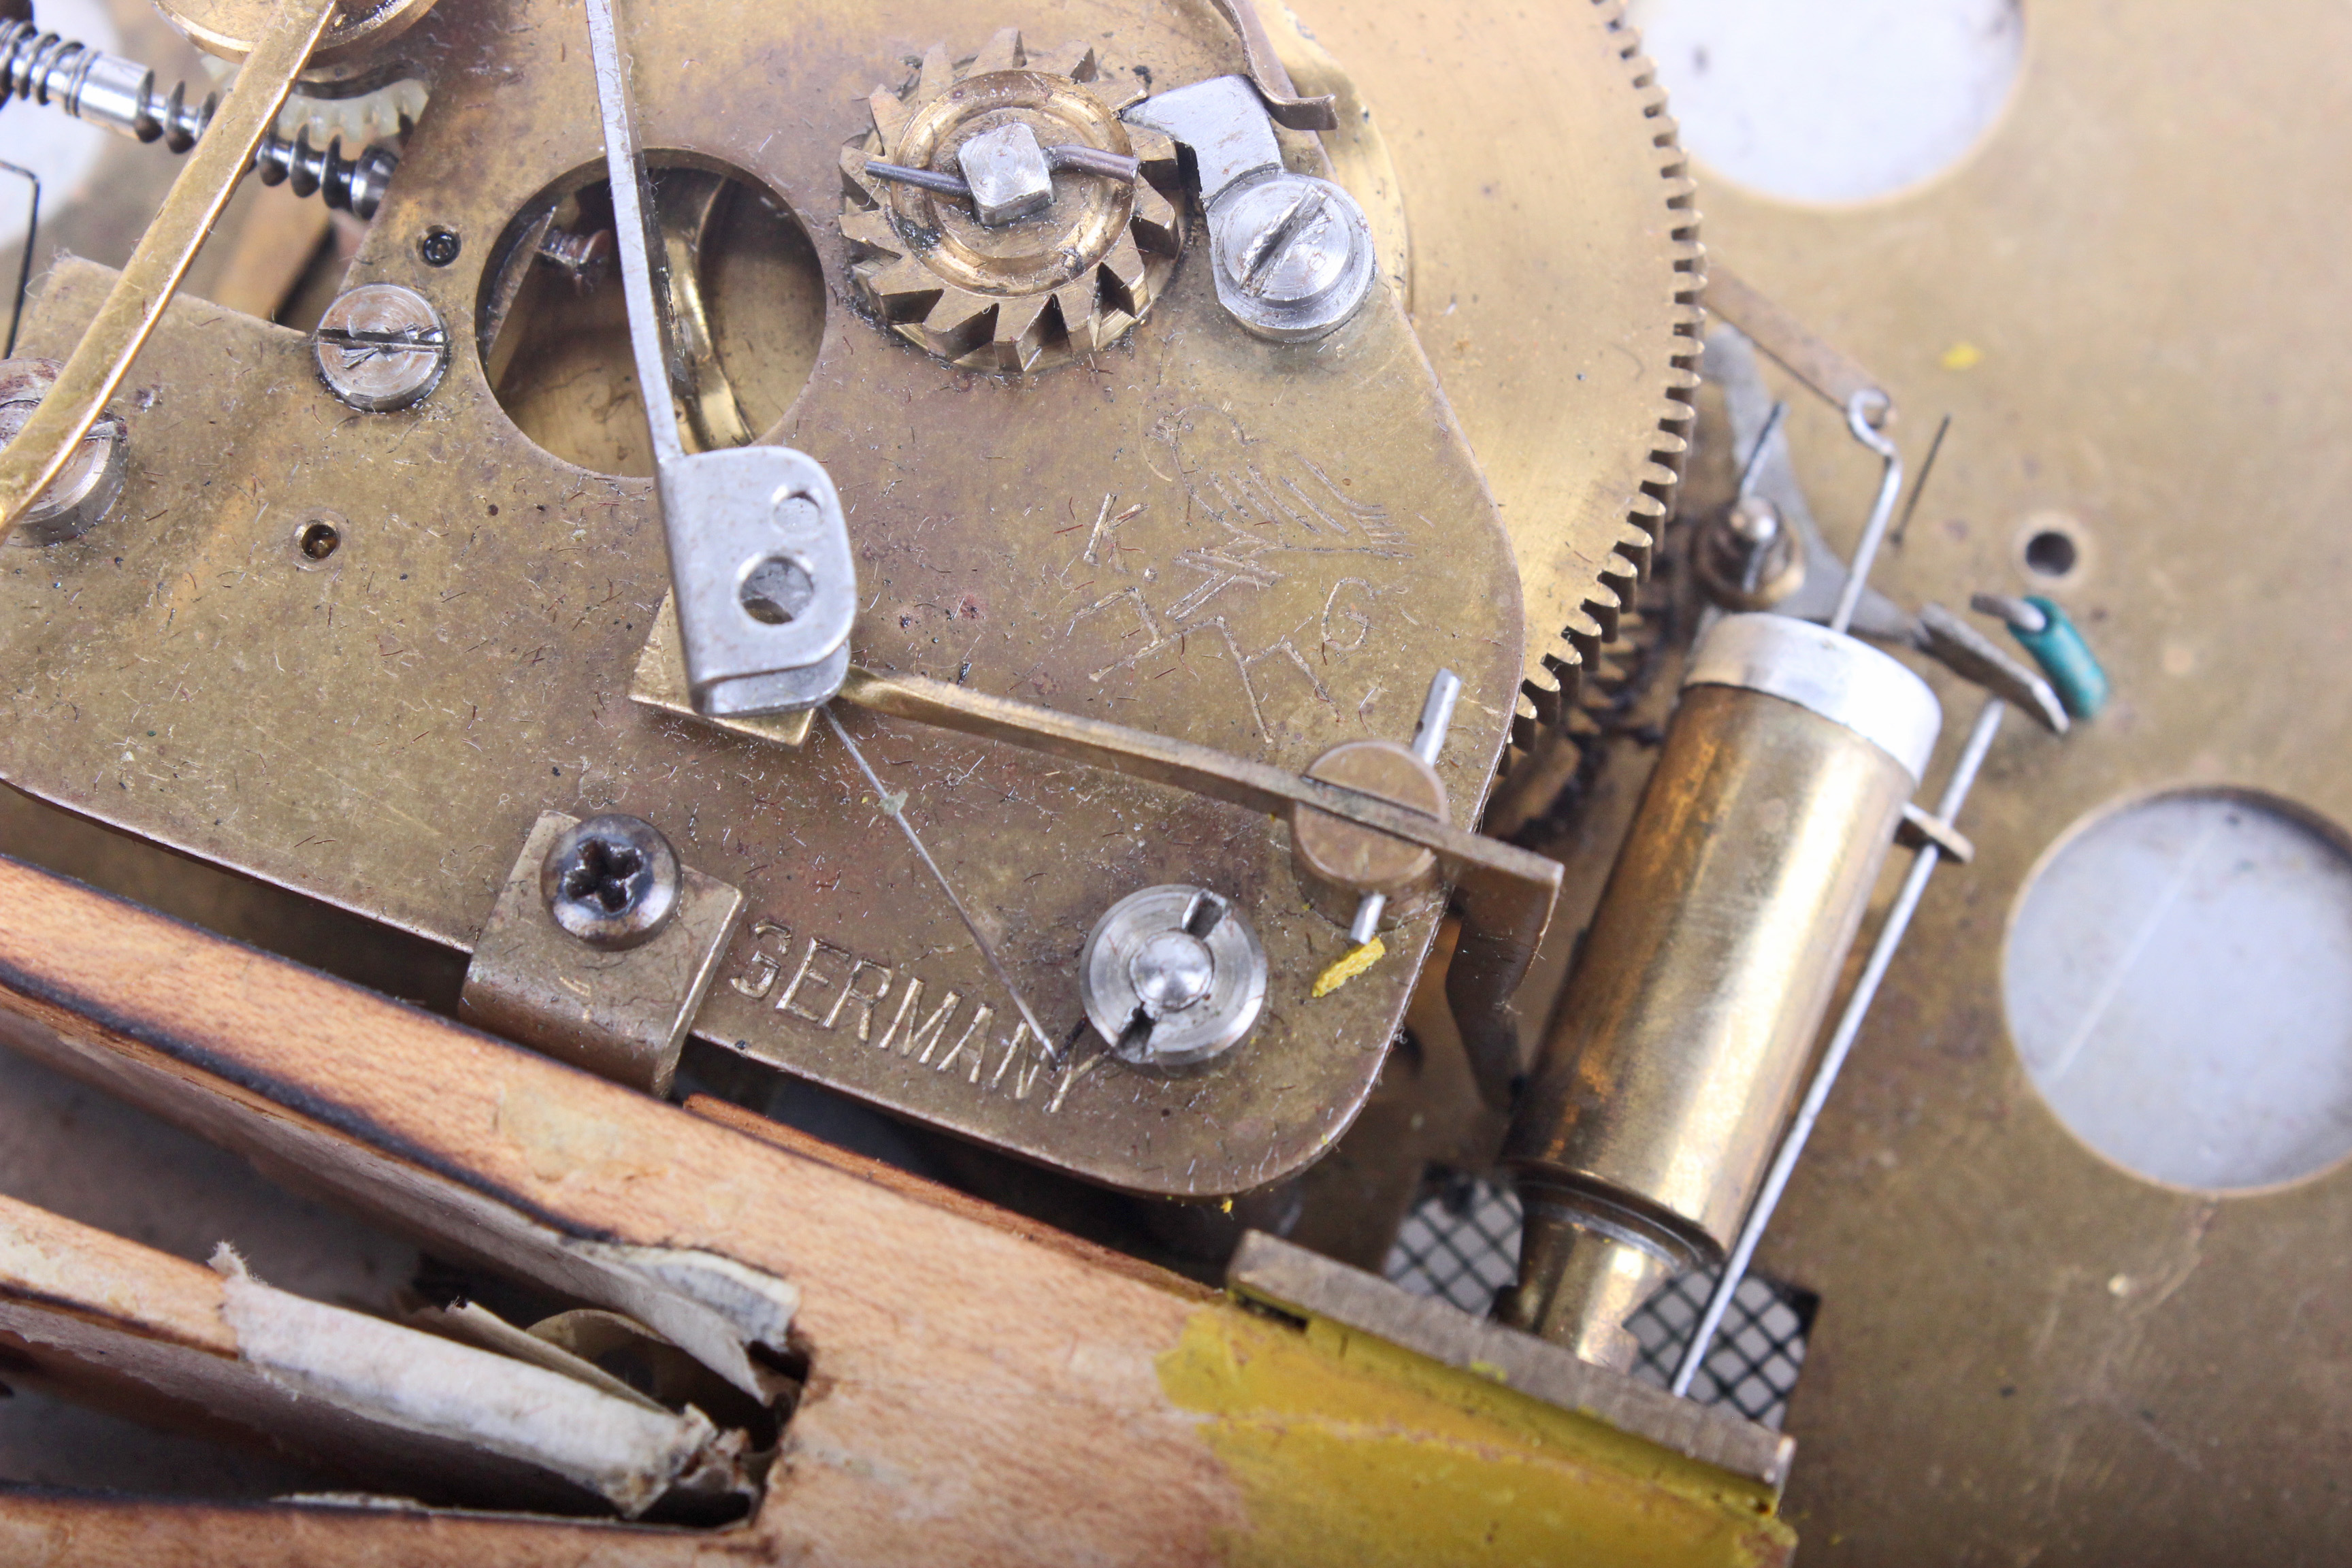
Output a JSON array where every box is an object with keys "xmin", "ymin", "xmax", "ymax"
[
  {"xmin": 276, "ymin": 77, "xmax": 428, "ymax": 148},
  {"xmin": 193, "ymin": 56, "xmax": 427, "ymax": 149}
]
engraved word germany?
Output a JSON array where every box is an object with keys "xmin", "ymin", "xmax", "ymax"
[{"xmin": 728, "ymin": 921, "xmax": 1095, "ymax": 1112}]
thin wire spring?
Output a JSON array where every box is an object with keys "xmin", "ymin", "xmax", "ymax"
[{"xmin": 0, "ymin": 159, "xmax": 35, "ymax": 358}]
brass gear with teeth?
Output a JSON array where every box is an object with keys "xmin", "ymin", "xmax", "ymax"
[
  {"xmin": 839, "ymin": 29, "xmax": 1188, "ymax": 374},
  {"xmin": 1266, "ymin": 1, "xmax": 1703, "ymax": 749}
]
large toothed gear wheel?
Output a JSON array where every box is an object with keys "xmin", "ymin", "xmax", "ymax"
[
  {"xmin": 1262, "ymin": 2, "xmax": 1704, "ymax": 747},
  {"xmin": 839, "ymin": 29, "xmax": 1188, "ymax": 374}
]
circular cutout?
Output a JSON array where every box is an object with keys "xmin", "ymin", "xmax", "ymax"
[
  {"xmin": 2013, "ymin": 510, "xmax": 2089, "ymax": 586},
  {"xmin": 297, "ymin": 520, "xmax": 341, "ymax": 561},
  {"xmin": 1625, "ymin": 0, "xmax": 2023, "ymax": 203},
  {"xmin": 292, "ymin": 512, "xmax": 346, "ymax": 568},
  {"xmin": 480, "ymin": 159, "xmax": 825, "ymax": 477},
  {"xmin": 2006, "ymin": 790, "xmax": 2352, "ymax": 1191},
  {"xmin": 2023, "ymin": 528, "xmax": 2077, "ymax": 578},
  {"xmin": 738, "ymin": 556, "xmax": 813, "ymax": 626},
  {"xmin": 419, "ymin": 226, "xmax": 461, "ymax": 267}
]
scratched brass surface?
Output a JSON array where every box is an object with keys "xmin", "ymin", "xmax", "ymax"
[
  {"xmin": 1674, "ymin": 1, "xmax": 2352, "ymax": 1558},
  {"xmin": 0, "ymin": 0, "xmax": 340, "ymax": 537},
  {"xmin": 1293, "ymin": 0, "xmax": 1703, "ymax": 730},
  {"xmin": 0, "ymin": 0, "xmax": 1544, "ymax": 1198}
]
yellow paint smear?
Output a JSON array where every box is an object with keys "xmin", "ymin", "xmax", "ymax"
[
  {"xmin": 1311, "ymin": 937, "xmax": 1385, "ymax": 998},
  {"xmin": 1940, "ymin": 340, "xmax": 1984, "ymax": 371},
  {"xmin": 1159, "ymin": 1305, "xmax": 1793, "ymax": 1567}
]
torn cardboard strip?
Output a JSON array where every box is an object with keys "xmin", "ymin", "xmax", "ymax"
[
  {"xmin": 567, "ymin": 1239, "xmax": 802, "ymax": 1400},
  {"xmin": 0, "ymin": 1006, "xmax": 804, "ymax": 1405},
  {"xmin": 212, "ymin": 1247, "xmax": 738, "ymax": 1518}
]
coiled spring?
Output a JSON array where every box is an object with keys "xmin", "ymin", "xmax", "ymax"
[{"xmin": 0, "ymin": 21, "xmax": 399, "ymax": 218}]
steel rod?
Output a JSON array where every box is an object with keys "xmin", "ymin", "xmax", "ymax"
[
  {"xmin": 581, "ymin": 0, "xmax": 683, "ymax": 467},
  {"xmin": 1827, "ymin": 389, "xmax": 1901, "ymax": 637},
  {"xmin": 1671, "ymin": 695, "xmax": 2007, "ymax": 1397}
]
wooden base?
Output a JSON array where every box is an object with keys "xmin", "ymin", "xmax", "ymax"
[{"xmin": 0, "ymin": 853, "xmax": 1793, "ymax": 1565}]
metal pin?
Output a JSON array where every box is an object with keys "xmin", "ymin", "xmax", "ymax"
[
  {"xmin": 1348, "ymin": 668, "xmax": 1462, "ymax": 945},
  {"xmin": 1735, "ymin": 399, "xmax": 1786, "ymax": 499},
  {"xmin": 1046, "ymin": 145, "xmax": 1141, "ymax": 181},
  {"xmin": 1969, "ymin": 591, "xmax": 2050, "ymax": 634},
  {"xmin": 863, "ymin": 159, "xmax": 971, "ymax": 198},
  {"xmin": 1670, "ymin": 694, "xmax": 2007, "ymax": 1398},
  {"xmin": 0, "ymin": 161, "xmax": 37, "ymax": 359},
  {"xmin": 864, "ymin": 146, "xmax": 1140, "ymax": 203},
  {"xmin": 1828, "ymin": 389, "xmax": 1901, "ymax": 638}
]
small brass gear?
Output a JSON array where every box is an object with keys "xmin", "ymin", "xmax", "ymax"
[{"xmin": 839, "ymin": 29, "xmax": 1188, "ymax": 373}]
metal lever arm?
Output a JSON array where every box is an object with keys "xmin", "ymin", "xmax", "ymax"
[
  {"xmin": 836, "ymin": 666, "xmax": 1563, "ymax": 1020},
  {"xmin": 1205, "ymin": 0, "xmax": 1339, "ymax": 130},
  {"xmin": 582, "ymin": 0, "xmax": 855, "ymax": 717},
  {"xmin": 0, "ymin": 0, "xmax": 338, "ymax": 538}
]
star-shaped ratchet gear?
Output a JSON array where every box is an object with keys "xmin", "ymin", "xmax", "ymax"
[{"xmin": 839, "ymin": 29, "xmax": 1188, "ymax": 374}]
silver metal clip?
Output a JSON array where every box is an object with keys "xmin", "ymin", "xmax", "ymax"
[{"xmin": 583, "ymin": 0, "xmax": 854, "ymax": 717}]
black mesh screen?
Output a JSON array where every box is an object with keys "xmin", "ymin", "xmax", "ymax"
[{"xmin": 1381, "ymin": 1177, "xmax": 1813, "ymax": 1430}]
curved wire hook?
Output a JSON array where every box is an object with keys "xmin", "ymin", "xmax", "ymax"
[{"xmin": 1828, "ymin": 387, "xmax": 1900, "ymax": 636}]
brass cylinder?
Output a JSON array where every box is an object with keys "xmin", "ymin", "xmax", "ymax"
[{"xmin": 1501, "ymin": 614, "xmax": 1939, "ymax": 1366}]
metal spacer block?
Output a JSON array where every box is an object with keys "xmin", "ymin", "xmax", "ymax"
[{"xmin": 459, "ymin": 811, "xmax": 745, "ymax": 1094}]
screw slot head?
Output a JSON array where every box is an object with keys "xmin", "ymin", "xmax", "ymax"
[
  {"xmin": 0, "ymin": 357, "xmax": 128, "ymax": 547},
  {"xmin": 420, "ymin": 227, "xmax": 461, "ymax": 267},
  {"xmin": 313, "ymin": 283, "xmax": 449, "ymax": 413},
  {"xmin": 1081, "ymin": 885, "xmax": 1266, "ymax": 1068},
  {"xmin": 540, "ymin": 814, "xmax": 682, "ymax": 951},
  {"xmin": 1207, "ymin": 172, "xmax": 1375, "ymax": 343}
]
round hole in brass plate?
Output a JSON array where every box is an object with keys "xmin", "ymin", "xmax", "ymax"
[
  {"xmin": 2005, "ymin": 787, "xmax": 2352, "ymax": 1192},
  {"xmin": 477, "ymin": 154, "xmax": 826, "ymax": 478},
  {"xmin": 291, "ymin": 510, "xmax": 346, "ymax": 569},
  {"xmin": 1626, "ymin": 0, "xmax": 2025, "ymax": 204},
  {"xmin": 2012, "ymin": 508, "xmax": 2092, "ymax": 589}
]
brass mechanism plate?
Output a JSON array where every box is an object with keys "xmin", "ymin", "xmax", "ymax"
[
  {"xmin": 0, "ymin": 0, "xmax": 1529, "ymax": 1197},
  {"xmin": 1675, "ymin": 0, "xmax": 2352, "ymax": 1556}
]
